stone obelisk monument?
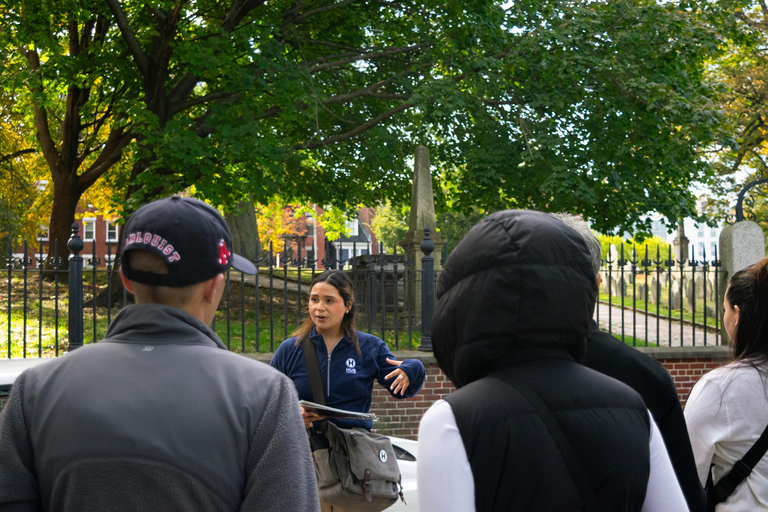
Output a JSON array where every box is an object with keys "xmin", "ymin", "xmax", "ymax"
[{"xmin": 401, "ymin": 145, "xmax": 444, "ymax": 322}]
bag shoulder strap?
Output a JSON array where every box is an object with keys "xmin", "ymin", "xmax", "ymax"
[
  {"xmin": 708, "ymin": 421, "xmax": 768, "ymax": 506},
  {"xmin": 301, "ymin": 335, "xmax": 326, "ymax": 406},
  {"xmin": 489, "ymin": 374, "xmax": 598, "ymax": 510}
]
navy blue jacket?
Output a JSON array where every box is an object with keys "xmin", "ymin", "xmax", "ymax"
[{"xmin": 270, "ymin": 329, "xmax": 425, "ymax": 429}]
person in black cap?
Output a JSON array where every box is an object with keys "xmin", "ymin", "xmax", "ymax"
[{"xmin": 0, "ymin": 196, "xmax": 319, "ymax": 511}]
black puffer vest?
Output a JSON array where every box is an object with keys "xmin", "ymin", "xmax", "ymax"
[{"xmin": 433, "ymin": 210, "xmax": 651, "ymax": 511}]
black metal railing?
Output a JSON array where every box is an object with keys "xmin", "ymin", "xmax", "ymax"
[
  {"xmin": 598, "ymin": 244, "xmax": 722, "ymax": 347},
  {"xmin": 1, "ymin": 226, "xmax": 722, "ymax": 359},
  {"xmin": 2, "ymin": 225, "xmax": 444, "ymax": 358}
]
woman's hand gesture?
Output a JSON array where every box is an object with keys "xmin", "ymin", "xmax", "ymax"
[
  {"xmin": 300, "ymin": 406, "xmax": 325, "ymax": 428},
  {"xmin": 385, "ymin": 358, "xmax": 410, "ymax": 395}
]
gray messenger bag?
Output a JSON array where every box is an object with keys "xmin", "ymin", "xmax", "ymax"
[{"xmin": 301, "ymin": 337, "xmax": 404, "ymax": 511}]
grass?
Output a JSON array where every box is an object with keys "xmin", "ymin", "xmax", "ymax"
[
  {"xmin": 1, "ymin": 273, "xmax": 421, "ymax": 357},
  {"xmin": 599, "ymin": 290, "xmax": 720, "ymax": 329}
]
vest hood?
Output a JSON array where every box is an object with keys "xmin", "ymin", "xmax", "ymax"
[{"xmin": 432, "ymin": 210, "xmax": 597, "ymax": 388}]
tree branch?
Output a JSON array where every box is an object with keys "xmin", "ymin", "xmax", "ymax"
[
  {"xmin": 77, "ymin": 129, "xmax": 133, "ymax": 190},
  {"xmin": 222, "ymin": 0, "xmax": 268, "ymax": 31},
  {"xmin": 294, "ymin": 102, "xmax": 414, "ymax": 149},
  {"xmin": 308, "ymin": 43, "xmax": 432, "ymax": 74},
  {"xmin": 0, "ymin": 149, "xmax": 37, "ymax": 165},
  {"xmin": 170, "ymin": 91, "xmax": 237, "ymax": 116},
  {"xmin": 104, "ymin": 0, "xmax": 150, "ymax": 76},
  {"xmin": 21, "ymin": 48, "xmax": 60, "ymax": 174},
  {"xmin": 292, "ymin": 0, "xmax": 363, "ymax": 23}
]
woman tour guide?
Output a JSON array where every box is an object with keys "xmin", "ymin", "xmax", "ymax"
[{"xmin": 270, "ymin": 270, "xmax": 425, "ymax": 510}]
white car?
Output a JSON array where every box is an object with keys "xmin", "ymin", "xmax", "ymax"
[
  {"xmin": 0, "ymin": 358, "xmax": 49, "ymax": 392},
  {"xmin": 389, "ymin": 436, "xmax": 419, "ymax": 511}
]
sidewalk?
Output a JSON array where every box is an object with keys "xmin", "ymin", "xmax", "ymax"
[{"xmin": 594, "ymin": 302, "xmax": 720, "ymax": 348}]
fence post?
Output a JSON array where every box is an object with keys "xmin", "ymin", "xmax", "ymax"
[
  {"xmin": 67, "ymin": 223, "xmax": 84, "ymax": 352},
  {"xmin": 419, "ymin": 226, "xmax": 434, "ymax": 352}
]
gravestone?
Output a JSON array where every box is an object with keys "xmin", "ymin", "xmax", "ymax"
[
  {"xmin": 672, "ymin": 221, "xmax": 690, "ymax": 264},
  {"xmin": 718, "ymin": 221, "xmax": 766, "ymax": 343},
  {"xmin": 601, "ymin": 271, "xmax": 611, "ymax": 295},
  {"xmin": 650, "ymin": 276, "xmax": 660, "ymax": 304},
  {"xmin": 670, "ymin": 289, "xmax": 682, "ymax": 310}
]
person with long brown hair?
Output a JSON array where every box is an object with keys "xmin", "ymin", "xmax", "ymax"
[
  {"xmin": 685, "ymin": 257, "xmax": 768, "ymax": 510},
  {"xmin": 270, "ymin": 270, "xmax": 425, "ymax": 511}
]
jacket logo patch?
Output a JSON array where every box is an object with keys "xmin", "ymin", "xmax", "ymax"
[
  {"xmin": 142, "ymin": 346, "xmax": 154, "ymax": 352},
  {"xmin": 346, "ymin": 358, "xmax": 356, "ymax": 374},
  {"xmin": 379, "ymin": 450, "xmax": 387, "ymax": 463}
]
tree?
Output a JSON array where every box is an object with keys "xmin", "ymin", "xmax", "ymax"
[
  {"xmin": 371, "ymin": 202, "xmax": 409, "ymax": 251},
  {"xmin": 704, "ymin": 2, "xmax": 768, "ymax": 232},
  {"xmin": 0, "ymin": 0, "xmax": 731, "ymax": 260}
]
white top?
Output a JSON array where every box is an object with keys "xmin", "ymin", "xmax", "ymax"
[
  {"xmin": 685, "ymin": 362, "xmax": 768, "ymax": 511},
  {"xmin": 418, "ymin": 400, "xmax": 687, "ymax": 512}
]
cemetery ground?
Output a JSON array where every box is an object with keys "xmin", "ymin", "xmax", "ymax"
[{"xmin": 0, "ymin": 271, "xmax": 424, "ymax": 358}]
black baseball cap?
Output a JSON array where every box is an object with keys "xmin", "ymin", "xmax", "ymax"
[{"xmin": 121, "ymin": 196, "xmax": 257, "ymax": 287}]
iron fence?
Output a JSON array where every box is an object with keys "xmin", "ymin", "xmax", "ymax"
[
  {"xmin": 2, "ymin": 225, "xmax": 442, "ymax": 358},
  {"xmin": 1, "ymin": 225, "xmax": 723, "ymax": 359},
  {"xmin": 597, "ymin": 244, "xmax": 722, "ymax": 347}
]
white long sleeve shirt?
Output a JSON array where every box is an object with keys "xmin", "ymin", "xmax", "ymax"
[
  {"xmin": 418, "ymin": 400, "xmax": 688, "ymax": 511},
  {"xmin": 685, "ymin": 362, "xmax": 768, "ymax": 511}
]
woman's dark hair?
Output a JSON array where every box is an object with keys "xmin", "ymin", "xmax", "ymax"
[
  {"xmin": 726, "ymin": 257, "xmax": 768, "ymax": 364},
  {"xmin": 293, "ymin": 270, "xmax": 360, "ymax": 353}
]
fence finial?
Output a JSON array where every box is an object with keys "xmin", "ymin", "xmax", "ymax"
[
  {"xmin": 420, "ymin": 226, "xmax": 435, "ymax": 352},
  {"xmin": 68, "ymin": 222, "xmax": 84, "ymax": 352}
]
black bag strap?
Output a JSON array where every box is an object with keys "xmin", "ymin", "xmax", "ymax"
[
  {"xmin": 490, "ymin": 374, "xmax": 598, "ymax": 510},
  {"xmin": 300, "ymin": 335, "xmax": 326, "ymax": 406},
  {"xmin": 707, "ymin": 421, "xmax": 768, "ymax": 509}
]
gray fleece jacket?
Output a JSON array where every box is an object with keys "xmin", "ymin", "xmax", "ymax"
[{"xmin": 0, "ymin": 304, "xmax": 319, "ymax": 512}]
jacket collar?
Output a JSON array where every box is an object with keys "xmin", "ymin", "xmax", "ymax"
[
  {"xmin": 308, "ymin": 326, "xmax": 351, "ymax": 349},
  {"xmin": 101, "ymin": 303, "xmax": 227, "ymax": 350}
]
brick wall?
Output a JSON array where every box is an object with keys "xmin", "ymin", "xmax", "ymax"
[
  {"xmin": 365, "ymin": 347, "xmax": 732, "ymax": 440},
  {"xmin": 370, "ymin": 359, "xmax": 455, "ymax": 439},
  {"xmin": 0, "ymin": 348, "xmax": 733, "ymax": 438}
]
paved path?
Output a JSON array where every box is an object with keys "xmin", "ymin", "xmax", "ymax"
[
  {"xmin": 231, "ymin": 273, "xmax": 724, "ymax": 348},
  {"xmin": 594, "ymin": 302, "xmax": 721, "ymax": 347}
]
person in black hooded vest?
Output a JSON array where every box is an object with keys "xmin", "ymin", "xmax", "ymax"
[{"xmin": 417, "ymin": 210, "xmax": 687, "ymax": 512}]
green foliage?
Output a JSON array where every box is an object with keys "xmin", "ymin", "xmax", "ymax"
[
  {"xmin": 0, "ymin": 0, "xmax": 734, "ymax": 240},
  {"xmin": 371, "ymin": 203, "xmax": 410, "ymax": 250},
  {"xmin": 436, "ymin": 209, "xmax": 486, "ymax": 256},
  {"xmin": 596, "ymin": 234, "xmax": 673, "ymax": 263}
]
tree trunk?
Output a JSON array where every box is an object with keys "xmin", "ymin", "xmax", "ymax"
[
  {"xmin": 225, "ymin": 198, "xmax": 261, "ymax": 263},
  {"xmin": 45, "ymin": 176, "xmax": 83, "ymax": 271}
]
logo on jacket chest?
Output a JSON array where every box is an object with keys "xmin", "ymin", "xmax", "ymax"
[{"xmin": 346, "ymin": 358, "xmax": 357, "ymax": 374}]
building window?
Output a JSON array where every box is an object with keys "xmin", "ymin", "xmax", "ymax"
[
  {"xmin": 306, "ymin": 214, "xmax": 315, "ymax": 236},
  {"xmin": 698, "ymin": 242, "xmax": 705, "ymax": 260},
  {"xmin": 345, "ymin": 218, "xmax": 358, "ymax": 237},
  {"xmin": 83, "ymin": 219, "xmax": 96, "ymax": 242},
  {"xmin": 711, "ymin": 229, "xmax": 717, "ymax": 238},
  {"xmin": 36, "ymin": 226, "xmax": 49, "ymax": 241},
  {"xmin": 697, "ymin": 228, "xmax": 704, "ymax": 238},
  {"xmin": 106, "ymin": 221, "xmax": 119, "ymax": 242}
]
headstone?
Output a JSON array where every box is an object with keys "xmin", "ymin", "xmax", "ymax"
[
  {"xmin": 601, "ymin": 271, "xmax": 611, "ymax": 295},
  {"xmin": 649, "ymin": 276, "xmax": 660, "ymax": 304},
  {"xmin": 670, "ymin": 289, "xmax": 682, "ymax": 310},
  {"xmin": 611, "ymin": 276, "xmax": 627, "ymax": 297},
  {"xmin": 719, "ymin": 221, "xmax": 766, "ymax": 343},
  {"xmin": 673, "ymin": 221, "xmax": 690, "ymax": 264},
  {"xmin": 609, "ymin": 245, "xmax": 619, "ymax": 267},
  {"xmin": 695, "ymin": 275, "xmax": 706, "ymax": 300},
  {"xmin": 638, "ymin": 283, "xmax": 648, "ymax": 302}
]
